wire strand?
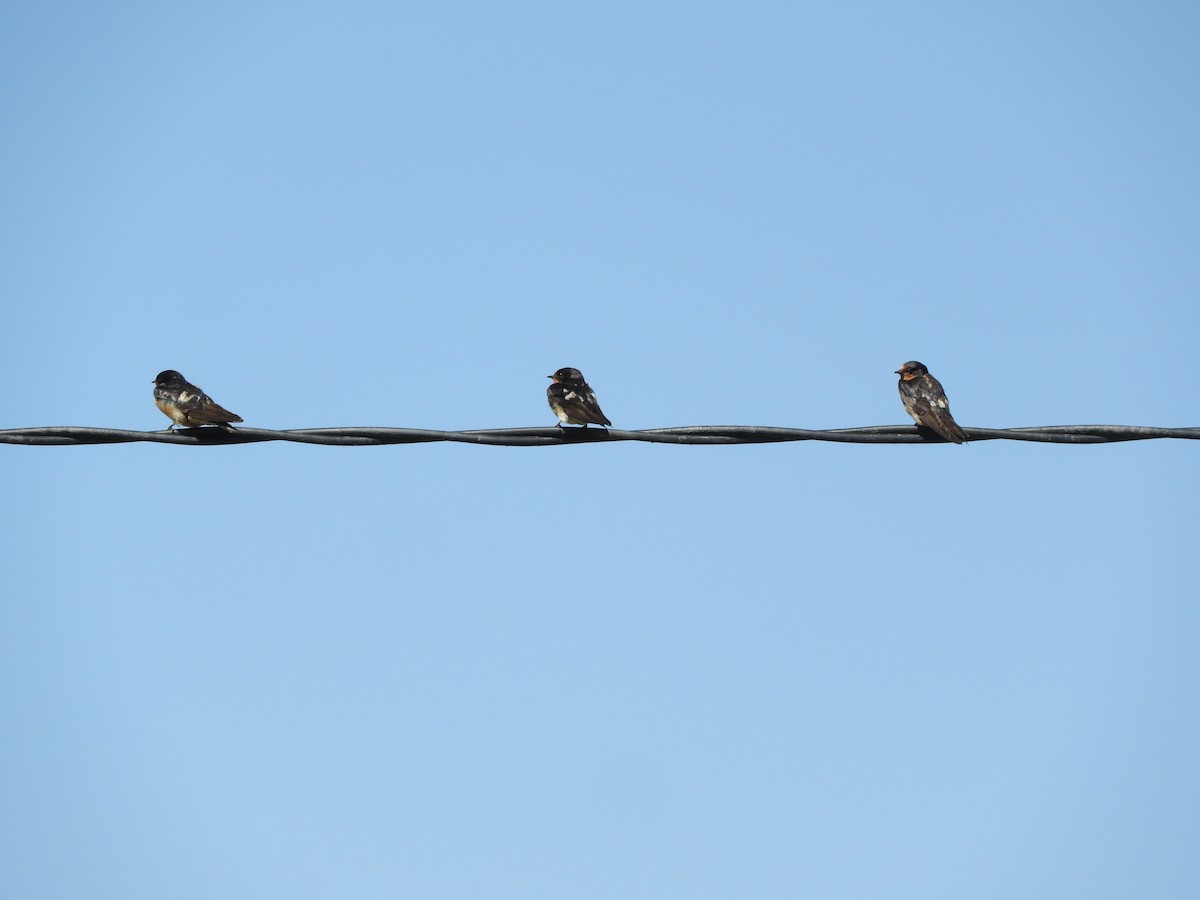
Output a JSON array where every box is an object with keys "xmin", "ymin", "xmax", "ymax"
[{"xmin": 1, "ymin": 424, "xmax": 1197, "ymax": 446}]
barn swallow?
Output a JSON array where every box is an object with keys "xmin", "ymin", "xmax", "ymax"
[
  {"xmin": 895, "ymin": 361, "xmax": 968, "ymax": 444},
  {"xmin": 547, "ymin": 367, "xmax": 612, "ymax": 428},
  {"xmin": 153, "ymin": 370, "xmax": 243, "ymax": 431}
]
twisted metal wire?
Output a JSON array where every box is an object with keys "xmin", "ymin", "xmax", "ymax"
[{"xmin": 1, "ymin": 424, "xmax": 1197, "ymax": 446}]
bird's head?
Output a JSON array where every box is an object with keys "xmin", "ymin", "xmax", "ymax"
[
  {"xmin": 154, "ymin": 370, "xmax": 186, "ymax": 387},
  {"xmin": 548, "ymin": 367, "xmax": 585, "ymax": 384},
  {"xmin": 895, "ymin": 361, "xmax": 928, "ymax": 381}
]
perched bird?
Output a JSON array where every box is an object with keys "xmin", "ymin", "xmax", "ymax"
[
  {"xmin": 547, "ymin": 367, "xmax": 612, "ymax": 428},
  {"xmin": 895, "ymin": 361, "xmax": 968, "ymax": 444},
  {"xmin": 153, "ymin": 369, "xmax": 243, "ymax": 431}
]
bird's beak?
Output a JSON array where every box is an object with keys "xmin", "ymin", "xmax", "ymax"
[
  {"xmin": 546, "ymin": 375, "xmax": 553, "ymax": 379},
  {"xmin": 894, "ymin": 369, "xmax": 902, "ymax": 375}
]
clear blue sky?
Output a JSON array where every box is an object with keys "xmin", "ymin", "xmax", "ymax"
[{"xmin": 3, "ymin": 3, "xmax": 1198, "ymax": 898}]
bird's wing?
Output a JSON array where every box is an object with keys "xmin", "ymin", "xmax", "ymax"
[
  {"xmin": 901, "ymin": 379, "xmax": 967, "ymax": 443},
  {"xmin": 925, "ymin": 403, "xmax": 968, "ymax": 443},
  {"xmin": 181, "ymin": 391, "xmax": 243, "ymax": 425},
  {"xmin": 549, "ymin": 384, "xmax": 611, "ymax": 426},
  {"xmin": 574, "ymin": 388, "xmax": 612, "ymax": 426}
]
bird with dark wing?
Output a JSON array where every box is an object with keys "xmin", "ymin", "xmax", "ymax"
[
  {"xmin": 895, "ymin": 361, "xmax": 968, "ymax": 444},
  {"xmin": 153, "ymin": 369, "xmax": 243, "ymax": 431},
  {"xmin": 547, "ymin": 367, "xmax": 612, "ymax": 428}
]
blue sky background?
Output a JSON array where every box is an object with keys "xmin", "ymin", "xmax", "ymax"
[{"xmin": 2, "ymin": 3, "xmax": 1198, "ymax": 898}]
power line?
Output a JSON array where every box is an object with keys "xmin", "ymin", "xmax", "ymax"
[{"xmin": 0, "ymin": 424, "xmax": 1197, "ymax": 447}]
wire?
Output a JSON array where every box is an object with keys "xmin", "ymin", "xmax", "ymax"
[{"xmin": 1, "ymin": 424, "xmax": 1197, "ymax": 446}]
